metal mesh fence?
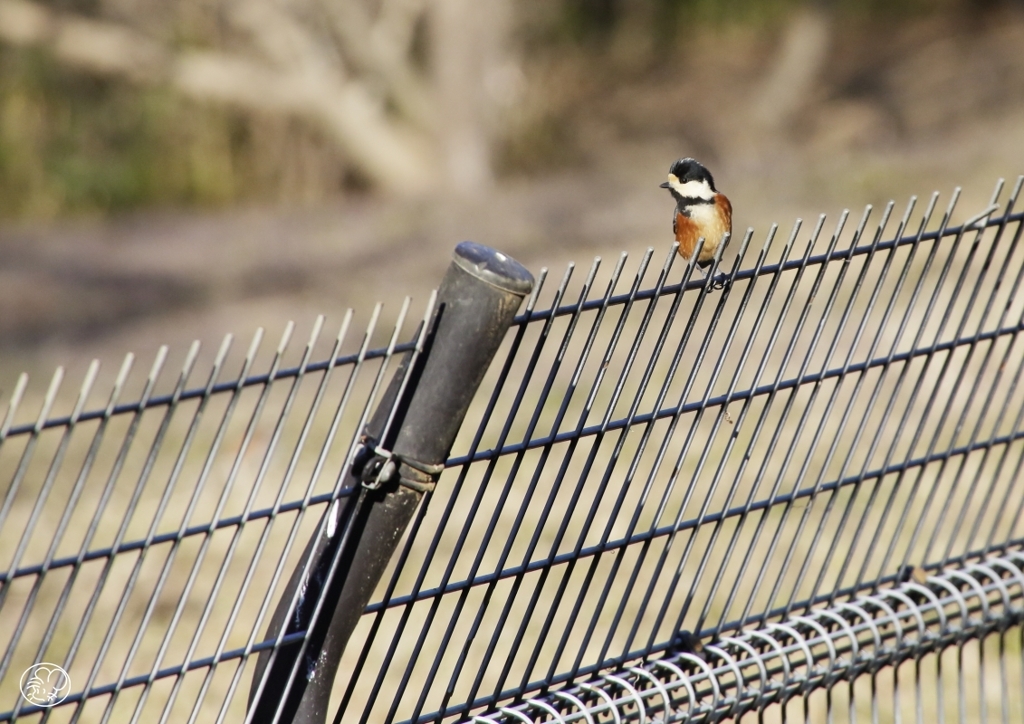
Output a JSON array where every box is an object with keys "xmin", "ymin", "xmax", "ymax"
[{"xmin": 2, "ymin": 176, "xmax": 1024, "ymax": 724}]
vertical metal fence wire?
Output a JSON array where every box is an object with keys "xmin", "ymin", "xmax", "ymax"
[{"xmin": 2, "ymin": 176, "xmax": 1024, "ymax": 724}]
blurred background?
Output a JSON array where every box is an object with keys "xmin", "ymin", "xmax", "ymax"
[
  {"xmin": 1, "ymin": 0, "xmax": 1024, "ymax": 382},
  {"xmin": 2, "ymin": 3, "xmax": 1024, "ymax": 720}
]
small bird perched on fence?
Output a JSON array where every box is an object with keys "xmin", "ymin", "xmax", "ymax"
[{"xmin": 660, "ymin": 158, "xmax": 732, "ymax": 284}]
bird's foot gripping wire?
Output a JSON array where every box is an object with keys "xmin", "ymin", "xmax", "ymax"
[
  {"xmin": 710, "ymin": 273, "xmax": 730, "ymax": 291},
  {"xmin": 693, "ymin": 264, "xmax": 728, "ymax": 292},
  {"xmin": 697, "ymin": 269, "xmax": 728, "ymax": 292}
]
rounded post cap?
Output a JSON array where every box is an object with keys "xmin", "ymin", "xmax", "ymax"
[{"xmin": 452, "ymin": 242, "xmax": 534, "ymax": 296}]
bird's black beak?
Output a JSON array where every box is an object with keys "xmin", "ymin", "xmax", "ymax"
[{"xmin": 659, "ymin": 181, "xmax": 670, "ymax": 189}]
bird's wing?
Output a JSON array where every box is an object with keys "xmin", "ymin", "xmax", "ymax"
[{"xmin": 717, "ymin": 194, "xmax": 733, "ymax": 232}]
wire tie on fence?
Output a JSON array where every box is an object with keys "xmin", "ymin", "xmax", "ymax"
[
  {"xmin": 353, "ymin": 434, "xmax": 445, "ymax": 493},
  {"xmin": 963, "ymin": 203, "xmax": 1000, "ymax": 230}
]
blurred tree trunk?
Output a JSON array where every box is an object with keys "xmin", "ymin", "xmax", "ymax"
[
  {"xmin": 430, "ymin": 0, "xmax": 508, "ymax": 195},
  {"xmin": 752, "ymin": 3, "xmax": 834, "ymax": 133},
  {"xmin": 0, "ymin": 0, "xmax": 514, "ymax": 197}
]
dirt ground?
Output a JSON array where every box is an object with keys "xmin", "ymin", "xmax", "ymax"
[{"xmin": 2, "ymin": 5, "xmax": 1024, "ymax": 408}]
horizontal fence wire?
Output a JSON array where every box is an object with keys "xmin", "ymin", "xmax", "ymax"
[{"xmin": 1, "ymin": 177, "xmax": 1024, "ymax": 724}]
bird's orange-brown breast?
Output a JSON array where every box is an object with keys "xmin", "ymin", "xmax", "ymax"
[
  {"xmin": 674, "ymin": 211, "xmax": 702, "ymax": 262},
  {"xmin": 674, "ymin": 194, "xmax": 733, "ymax": 264}
]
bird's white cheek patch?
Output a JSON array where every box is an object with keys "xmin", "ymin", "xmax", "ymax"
[{"xmin": 668, "ymin": 177, "xmax": 714, "ymax": 200}]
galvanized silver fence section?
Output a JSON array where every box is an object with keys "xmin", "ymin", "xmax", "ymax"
[
  {"xmin": 472, "ymin": 549, "xmax": 1024, "ymax": 724},
  {"xmin": 2, "ymin": 176, "xmax": 1024, "ymax": 724}
]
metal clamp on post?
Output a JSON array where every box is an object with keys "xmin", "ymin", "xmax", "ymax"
[{"xmin": 352, "ymin": 434, "xmax": 446, "ymax": 494}]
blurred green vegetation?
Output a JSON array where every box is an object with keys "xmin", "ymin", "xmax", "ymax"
[
  {"xmin": 0, "ymin": 47, "xmax": 248, "ymax": 217},
  {"xmin": 554, "ymin": 0, "xmax": 799, "ymax": 43},
  {"xmin": 0, "ymin": 0, "xmax": 989, "ymax": 219},
  {"xmin": 547, "ymin": 0, "xmax": 963, "ymax": 45}
]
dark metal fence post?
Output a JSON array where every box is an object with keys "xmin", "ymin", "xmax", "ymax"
[{"xmin": 246, "ymin": 242, "xmax": 534, "ymax": 724}]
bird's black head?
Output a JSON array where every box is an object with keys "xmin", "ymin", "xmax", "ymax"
[{"xmin": 663, "ymin": 158, "xmax": 716, "ymax": 192}]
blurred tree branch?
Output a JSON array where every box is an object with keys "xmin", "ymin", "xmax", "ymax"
[{"xmin": 0, "ymin": 0, "xmax": 512, "ymax": 196}]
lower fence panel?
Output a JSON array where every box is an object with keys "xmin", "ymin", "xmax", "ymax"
[
  {"xmin": 467, "ymin": 549, "xmax": 1024, "ymax": 724},
  {"xmin": 2, "ymin": 179, "xmax": 1024, "ymax": 724}
]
